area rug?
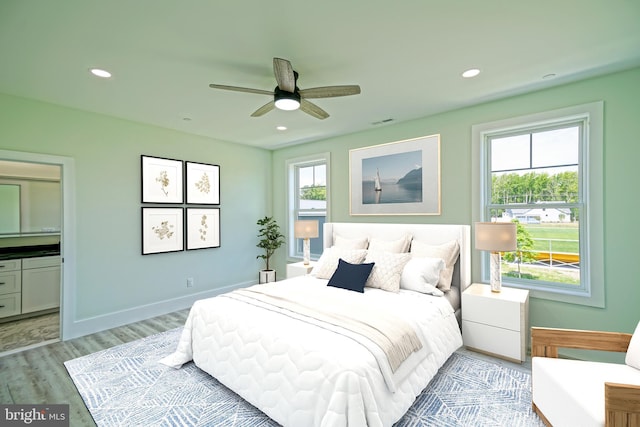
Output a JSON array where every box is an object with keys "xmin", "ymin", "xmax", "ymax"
[{"xmin": 65, "ymin": 327, "xmax": 544, "ymax": 426}]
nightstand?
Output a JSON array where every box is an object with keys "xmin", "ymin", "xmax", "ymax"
[
  {"xmin": 462, "ymin": 283, "xmax": 529, "ymax": 363},
  {"xmin": 286, "ymin": 261, "xmax": 315, "ymax": 279}
]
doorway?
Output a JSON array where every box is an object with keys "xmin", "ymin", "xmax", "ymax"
[{"xmin": 0, "ymin": 149, "xmax": 75, "ymax": 355}]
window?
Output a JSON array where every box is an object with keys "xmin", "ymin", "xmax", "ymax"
[
  {"xmin": 472, "ymin": 102, "xmax": 604, "ymax": 307},
  {"xmin": 287, "ymin": 154, "xmax": 330, "ymax": 261}
]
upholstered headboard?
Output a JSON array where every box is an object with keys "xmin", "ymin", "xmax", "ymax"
[
  {"xmin": 323, "ymin": 222, "xmax": 471, "ymax": 293},
  {"xmin": 323, "ymin": 223, "xmax": 471, "ymax": 311}
]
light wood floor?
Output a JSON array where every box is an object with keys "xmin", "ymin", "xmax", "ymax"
[
  {"xmin": 0, "ymin": 309, "xmax": 189, "ymax": 427},
  {"xmin": 0, "ymin": 311, "xmax": 60, "ymax": 354}
]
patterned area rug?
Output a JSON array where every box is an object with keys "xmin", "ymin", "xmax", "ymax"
[{"xmin": 65, "ymin": 328, "xmax": 544, "ymax": 427}]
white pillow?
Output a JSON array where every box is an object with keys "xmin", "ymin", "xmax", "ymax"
[
  {"xmin": 311, "ymin": 247, "xmax": 367, "ymax": 279},
  {"xmin": 364, "ymin": 251, "xmax": 411, "ymax": 292},
  {"xmin": 410, "ymin": 240, "xmax": 460, "ymax": 291},
  {"xmin": 333, "ymin": 234, "xmax": 368, "ymax": 249},
  {"xmin": 400, "ymin": 257, "xmax": 446, "ymax": 296},
  {"xmin": 368, "ymin": 235, "xmax": 412, "ymax": 253},
  {"xmin": 626, "ymin": 321, "xmax": 640, "ymax": 370}
]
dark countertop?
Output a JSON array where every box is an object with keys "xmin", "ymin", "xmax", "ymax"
[{"xmin": 0, "ymin": 244, "xmax": 61, "ymax": 261}]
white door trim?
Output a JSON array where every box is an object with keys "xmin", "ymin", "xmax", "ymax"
[{"xmin": 0, "ymin": 149, "xmax": 76, "ymax": 340}]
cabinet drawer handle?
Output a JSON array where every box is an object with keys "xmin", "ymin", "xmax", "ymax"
[
  {"xmin": 0, "ymin": 282, "xmax": 5, "ymax": 285},
  {"xmin": 0, "ymin": 305, "xmax": 5, "ymax": 308}
]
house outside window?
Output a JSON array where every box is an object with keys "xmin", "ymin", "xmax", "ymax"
[
  {"xmin": 287, "ymin": 154, "xmax": 329, "ymax": 261},
  {"xmin": 472, "ymin": 102, "xmax": 604, "ymax": 307}
]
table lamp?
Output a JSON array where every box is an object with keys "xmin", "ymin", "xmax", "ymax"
[
  {"xmin": 475, "ymin": 222, "xmax": 517, "ymax": 292},
  {"xmin": 294, "ymin": 220, "xmax": 319, "ymax": 265}
]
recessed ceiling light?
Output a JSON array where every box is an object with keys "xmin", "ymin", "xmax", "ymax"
[
  {"xmin": 89, "ymin": 68, "xmax": 112, "ymax": 78},
  {"xmin": 276, "ymin": 126, "xmax": 287, "ymax": 131},
  {"xmin": 462, "ymin": 68, "xmax": 480, "ymax": 78}
]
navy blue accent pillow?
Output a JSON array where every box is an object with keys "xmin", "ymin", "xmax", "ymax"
[{"xmin": 327, "ymin": 258, "xmax": 375, "ymax": 293}]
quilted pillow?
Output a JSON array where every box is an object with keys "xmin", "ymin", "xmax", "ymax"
[
  {"xmin": 400, "ymin": 257, "xmax": 446, "ymax": 296},
  {"xmin": 410, "ymin": 240, "xmax": 460, "ymax": 291},
  {"xmin": 311, "ymin": 247, "xmax": 367, "ymax": 279},
  {"xmin": 368, "ymin": 235, "xmax": 412, "ymax": 253},
  {"xmin": 626, "ymin": 321, "xmax": 640, "ymax": 370},
  {"xmin": 333, "ymin": 234, "xmax": 369, "ymax": 249},
  {"xmin": 327, "ymin": 259, "xmax": 375, "ymax": 293},
  {"xmin": 364, "ymin": 250, "xmax": 411, "ymax": 292}
]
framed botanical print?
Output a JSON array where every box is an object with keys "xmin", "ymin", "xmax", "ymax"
[
  {"xmin": 186, "ymin": 207, "xmax": 220, "ymax": 250},
  {"xmin": 141, "ymin": 155, "xmax": 184, "ymax": 203},
  {"xmin": 186, "ymin": 161, "xmax": 220, "ymax": 205},
  {"xmin": 141, "ymin": 207, "xmax": 184, "ymax": 254}
]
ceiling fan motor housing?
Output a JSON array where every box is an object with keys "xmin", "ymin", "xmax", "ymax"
[{"xmin": 274, "ymin": 86, "xmax": 301, "ymax": 110}]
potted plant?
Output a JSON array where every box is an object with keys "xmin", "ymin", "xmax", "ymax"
[{"xmin": 256, "ymin": 216, "xmax": 285, "ymax": 283}]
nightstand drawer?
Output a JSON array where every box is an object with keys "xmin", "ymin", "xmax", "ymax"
[
  {"xmin": 462, "ymin": 320, "xmax": 524, "ymax": 361},
  {"xmin": 0, "ymin": 293, "xmax": 21, "ymax": 318},
  {"xmin": 0, "ymin": 271, "xmax": 21, "ymax": 295},
  {"xmin": 463, "ymin": 293, "xmax": 522, "ymax": 331}
]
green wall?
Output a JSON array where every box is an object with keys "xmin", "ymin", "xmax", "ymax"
[
  {"xmin": 0, "ymin": 93, "xmax": 272, "ymax": 336},
  {"xmin": 272, "ymin": 67, "xmax": 640, "ymax": 338},
  {"xmin": 1, "ymin": 67, "xmax": 638, "ymax": 343}
]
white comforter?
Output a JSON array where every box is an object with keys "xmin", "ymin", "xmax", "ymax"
[{"xmin": 161, "ymin": 276, "xmax": 463, "ymax": 427}]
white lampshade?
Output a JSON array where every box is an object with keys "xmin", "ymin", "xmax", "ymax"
[
  {"xmin": 294, "ymin": 220, "xmax": 319, "ymax": 239},
  {"xmin": 475, "ymin": 222, "xmax": 517, "ymax": 252}
]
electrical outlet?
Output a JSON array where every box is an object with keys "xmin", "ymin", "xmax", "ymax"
[{"xmin": 187, "ymin": 277, "xmax": 194, "ymax": 288}]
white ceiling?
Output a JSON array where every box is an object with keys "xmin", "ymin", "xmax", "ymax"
[{"xmin": 1, "ymin": 1, "xmax": 639, "ymax": 150}]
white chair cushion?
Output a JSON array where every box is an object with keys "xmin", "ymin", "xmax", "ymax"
[
  {"xmin": 625, "ymin": 320, "xmax": 640, "ymax": 370},
  {"xmin": 533, "ymin": 357, "xmax": 640, "ymax": 427}
]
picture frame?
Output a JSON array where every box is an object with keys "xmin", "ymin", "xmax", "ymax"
[
  {"xmin": 141, "ymin": 207, "xmax": 184, "ymax": 254},
  {"xmin": 349, "ymin": 134, "xmax": 441, "ymax": 215},
  {"xmin": 186, "ymin": 161, "xmax": 220, "ymax": 205},
  {"xmin": 186, "ymin": 207, "xmax": 221, "ymax": 250},
  {"xmin": 141, "ymin": 155, "xmax": 184, "ymax": 203}
]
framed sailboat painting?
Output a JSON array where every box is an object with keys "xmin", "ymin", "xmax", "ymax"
[{"xmin": 349, "ymin": 134, "xmax": 441, "ymax": 215}]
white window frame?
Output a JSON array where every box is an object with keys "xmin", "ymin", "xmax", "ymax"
[
  {"xmin": 472, "ymin": 102, "xmax": 604, "ymax": 307},
  {"xmin": 286, "ymin": 153, "xmax": 330, "ymax": 262}
]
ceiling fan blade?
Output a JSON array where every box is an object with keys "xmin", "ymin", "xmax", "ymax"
[
  {"xmin": 300, "ymin": 99, "xmax": 329, "ymax": 120},
  {"xmin": 209, "ymin": 84, "xmax": 273, "ymax": 96},
  {"xmin": 273, "ymin": 58, "xmax": 296, "ymax": 92},
  {"xmin": 299, "ymin": 85, "xmax": 361, "ymax": 99},
  {"xmin": 251, "ymin": 101, "xmax": 276, "ymax": 117}
]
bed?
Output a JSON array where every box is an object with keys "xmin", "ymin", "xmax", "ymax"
[{"xmin": 161, "ymin": 222, "xmax": 471, "ymax": 426}]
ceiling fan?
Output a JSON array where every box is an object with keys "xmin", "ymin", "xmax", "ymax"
[{"xmin": 209, "ymin": 58, "xmax": 361, "ymax": 120}]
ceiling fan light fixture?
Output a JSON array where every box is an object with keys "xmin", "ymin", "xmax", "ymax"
[{"xmin": 274, "ymin": 88, "xmax": 300, "ymax": 111}]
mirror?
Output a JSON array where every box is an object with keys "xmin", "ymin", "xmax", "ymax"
[
  {"xmin": 0, "ymin": 184, "xmax": 20, "ymax": 233},
  {"xmin": 0, "ymin": 160, "xmax": 61, "ymax": 235}
]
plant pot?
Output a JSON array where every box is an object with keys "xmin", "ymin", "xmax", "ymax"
[{"xmin": 259, "ymin": 269, "xmax": 276, "ymax": 284}]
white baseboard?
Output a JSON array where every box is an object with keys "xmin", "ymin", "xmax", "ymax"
[{"xmin": 63, "ymin": 280, "xmax": 256, "ymax": 340}]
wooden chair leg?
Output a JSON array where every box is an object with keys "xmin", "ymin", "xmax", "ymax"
[{"xmin": 532, "ymin": 402, "xmax": 553, "ymax": 427}]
